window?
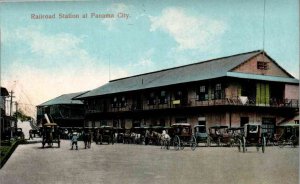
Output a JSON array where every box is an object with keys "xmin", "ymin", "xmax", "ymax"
[
  {"xmin": 101, "ymin": 121, "xmax": 107, "ymax": 126},
  {"xmin": 257, "ymin": 61, "xmax": 269, "ymax": 70},
  {"xmin": 121, "ymin": 119, "xmax": 125, "ymax": 128},
  {"xmin": 200, "ymin": 86, "xmax": 206, "ymax": 93},
  {"xmin": 132, "ymin": 120, "xmax": 141, "ymax": 127},
  {"xmin": 159, "ymin": 91, "xmax": 167, "ymax": 104},
  {"xmin": 111, "ymin": 97, "xmax": 119, "ymax": 108},
  {"xmin": 121, "ymin": 96, "xmax": 127, "ymax": 107},
  {"xmin": 148, "ymin": 92, "xmax": 156, "ymax": 105},
  {"xmin": 262, "ymin": 117, "xmax": 276, "ymax": 134},
  {"xmin": 197, "ymin": 85, "xmax": 208, "ymax": 101},
  {"xmin": 214, "ymin": 83, "xmax": 223, "ymax": 99},
  {"xmin": 175, "ymin": 91, "xmax": 183, "ymax": 100}
]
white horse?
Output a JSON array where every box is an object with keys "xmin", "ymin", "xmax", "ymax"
[{"xmin": 160, "ymin": 130, "xmax": 171, "ymax": 149}]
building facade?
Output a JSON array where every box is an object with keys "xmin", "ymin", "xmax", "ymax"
[
  {"xmin": 0, "ymin": 87, "xmax": 12, "ymax": 139},
  {"xmin": 36, "ymin": 91, "xmax": 88, "ymax": 127},
  {"xmin": 76, "ymin": 51, "xmax": 299, "ymax": 135}
]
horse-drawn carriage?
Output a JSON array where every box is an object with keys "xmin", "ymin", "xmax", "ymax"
[
  {"xmin": 131, "ymin": 127, "xmax": 148, "ymax": 144},
  {"xmin": 169, "ymin": 123, "xmax": 197, "ymax": 151},
  {"xmin": 114, "ymin": 127, "xmax": 125, "ymax": 143},
  {"xmin": 41, "ymin": 114, "xmax": 60, "ymax": 148},
  {"xmin": 41, "ymin": 122, "xmax": 60, "ymax": 148},
  {"xmin": 227, "ymin": 127, "xmax": 244, "ymax": 146},
  {"xmin": 194, "ymin": 125, "xmax": 210, "ymax": 146},
  {"xmin": 275, "ymin": 124, "xmax": 299, "ymax": 148},
  {"xmin": 239, "ymin": 123, "xmax": 266, "ymax": 153},
  {"xmin": 208, "ymin": 125, "xmax": 234, "ymax": 146},
  {"xmin": 99, "ymin": 126, "xmax": 115, "ymax": 145}
]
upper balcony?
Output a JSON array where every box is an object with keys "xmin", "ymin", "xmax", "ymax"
[{"xmin": 85, "ymin": 96, "xmax": 299, "ymax": 114}]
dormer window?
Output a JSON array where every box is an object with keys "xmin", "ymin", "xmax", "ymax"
[{"xmin": 257, "ymin": 61, "xmax": 269, "ymax": 70}]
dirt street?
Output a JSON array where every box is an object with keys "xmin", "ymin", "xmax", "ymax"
[{"xmin": 0, "ymin": 140, "xmax": 298, "ymax": 184}]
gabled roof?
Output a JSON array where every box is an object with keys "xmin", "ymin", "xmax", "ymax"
[
  {"xmin": 37, "ymin": 91, "xmax": 89, "ymax": 107},
  {"xmin": 76, "ymin": 50, "xmax": 297, "ymax": 99}
]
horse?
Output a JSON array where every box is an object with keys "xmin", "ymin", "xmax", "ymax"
[
  {"xmin": 153, "ymin": 131, "xmax": 171, "ymax": 149},
  {"xmin": 83, "ymin": 131, "xmax": 92, "ymax": 149},
  {"xmin": 161, "ymin": 131, "xmax": 171, "ymax": 149}
]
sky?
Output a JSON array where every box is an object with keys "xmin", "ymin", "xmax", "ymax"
[{"xmin": 0, "ymin": 0, "xmax": 299, "ymax": 118}]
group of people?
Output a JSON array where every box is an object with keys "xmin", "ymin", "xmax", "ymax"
[{"xmin": 70, "ymin": 129, "xmax": 92, "ymax": 150}]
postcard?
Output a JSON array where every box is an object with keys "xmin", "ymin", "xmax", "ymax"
[{"xmin": 0, "ymin": 1, "xmax": 299, "ymax": 184}]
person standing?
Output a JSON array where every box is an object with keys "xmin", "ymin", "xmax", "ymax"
[{"xmin": 71, "ymin": 132, "xmax": 79, "ymax": 150}]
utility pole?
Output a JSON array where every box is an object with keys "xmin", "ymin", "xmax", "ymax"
[
  {"xmin": 15, "ymin": 102, "xmax": 18, "ymax": 130},
  {"xmin": 9, "ymin": 90, "xmax": 13, "ymax": 116},
  {"xmin": 9, "ymin": 90, "xmax": 15, "ymax": 138}
]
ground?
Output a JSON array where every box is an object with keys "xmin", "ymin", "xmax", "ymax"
[{"xmin": 0, "ymin": 140, "xmax": 298, "ymax": 184}]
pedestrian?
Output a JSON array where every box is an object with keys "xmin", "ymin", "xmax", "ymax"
[
  {"xmin": 145, "ymin": 129, "xmax": 150, "ymax": 145},
  {"xmin": 29, "ymin": 130, "xmax": 33, "ymax": 140},
  {"xmin": 71, "ymin": 132, "xmax": 79, "ymax": 150}
]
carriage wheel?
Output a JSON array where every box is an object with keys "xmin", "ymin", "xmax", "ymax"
[
  {"xmin": 291, "ymin": 135, "xmax": 298, "ymax": 148},
  {"xmin": 180, "ymin": 141, "xmax": 184, "ymax": 150},
  {"xmin": 173, "ymin": 135, "xmax": 180, "ymax": 151},
  {"xmin": 191, "ymin": 136, "xmax": 197, "ymax": 151},
  {"xmin": 262, "ymin": 137, "xmax": 266, "ymax": 153},
  {"xmin": 242, "ymin": 136, "xmax": 246, "ymax": 153}
]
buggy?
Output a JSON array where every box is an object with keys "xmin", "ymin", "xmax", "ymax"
[
  {"xmin": 194, "ymin": 125, "xmax": 210, "ymax": 146},
  {"xmin": 227, "ymin": 127, "xmax": 244, "ymax": 146},
  {"xmin": 169, "ymin": 123, "xmax": 197, "ymax": 151},
  {"xmin": 114, "ymin": 127, "xmax": 125, "ymax": 143},
  {"xmin": 41, "ymin": 122, "xmax": 60, "ymax": 148},
  {"xmin": 275, "ymin": 124, "xmax": 299, "ymax": 148},
  {"xmin": 99, "ymin": 126, "xmax": 115, "ymax": 144},
  {"xmin": 208, "ymin": 126, "xmax": 234, "ymax": 146},
  {"xmin": 239, "ymin": 123, "xmax": 266, "ymax": 153},
  {"xmin": 131, "ymin": 127, "xmax": 148, "ymax": 144}
]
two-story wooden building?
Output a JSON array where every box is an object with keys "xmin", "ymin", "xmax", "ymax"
[
  {"xmin": 0, "ymin": 87, "xmax": 12, "ymax": 139},
  {"xmin": 36, "ymin": 91, "xmax": 88, "ymax": 127},
  {"xmin": 75, "ymin": 50, "xmax": 299, "ymax": 135}
]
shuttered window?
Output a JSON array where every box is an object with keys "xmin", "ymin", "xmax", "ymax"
[{"xmin": 256, "ymin": 83, "xmax": 270, "ymax": 105}]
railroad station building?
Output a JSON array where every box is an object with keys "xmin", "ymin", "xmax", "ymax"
[
  {"xmin": 75, "ymin": 50, "xmax": 299, "ymax": 135},
  {"xmin": 36, "ymin": 91, "xmax": 88, "ymax": 127}
]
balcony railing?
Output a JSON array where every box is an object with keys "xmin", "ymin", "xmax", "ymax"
[{"xmin": 85, "ymin": 97, "xmax": 299, "ymax": 114}]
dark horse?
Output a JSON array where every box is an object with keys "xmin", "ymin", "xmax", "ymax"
[{"xmin": 83, "ymin": 130, "xmax": 92, "ymax": 149}]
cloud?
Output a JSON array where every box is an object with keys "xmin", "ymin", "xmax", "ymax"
[
  {"xmin": 102, "ymin": 3, "xmax": 130, "ymax": 30},
  {"xmin": 126, "ymin": 49, "xmax": 156, "ymax": 75},
  {"xmin": 150, "ymin": 7, "xmax": 227, "ymax": 51},
  {"xmin": 2, "ymin": 27, "xmax": 128, "ymax": 118},
  {"xmin": 130, "ymin": 49, "xmax": 154, "ymax": 68}
]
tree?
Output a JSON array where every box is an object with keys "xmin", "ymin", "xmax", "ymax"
[{"xmin": 13, "ymin": 109, "xmax": 32, "ymax": 121}]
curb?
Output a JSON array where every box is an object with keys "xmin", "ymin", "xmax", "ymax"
[{"xmin": 0, "ymin": 139, "xmax": 27, "ymax": 169}]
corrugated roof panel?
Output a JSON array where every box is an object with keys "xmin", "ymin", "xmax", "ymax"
[
  {"xmin": 78, "ymin": 51, "xmax": 263, "ymax": 98},
  {"xmin": 37, "ymin": 91, "xmax": 88, "ymax": 107}
]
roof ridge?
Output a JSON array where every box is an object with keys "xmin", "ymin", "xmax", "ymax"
[{"xmin": 109, "ymin": 50, "xmax": 262, "ymax": 82}]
